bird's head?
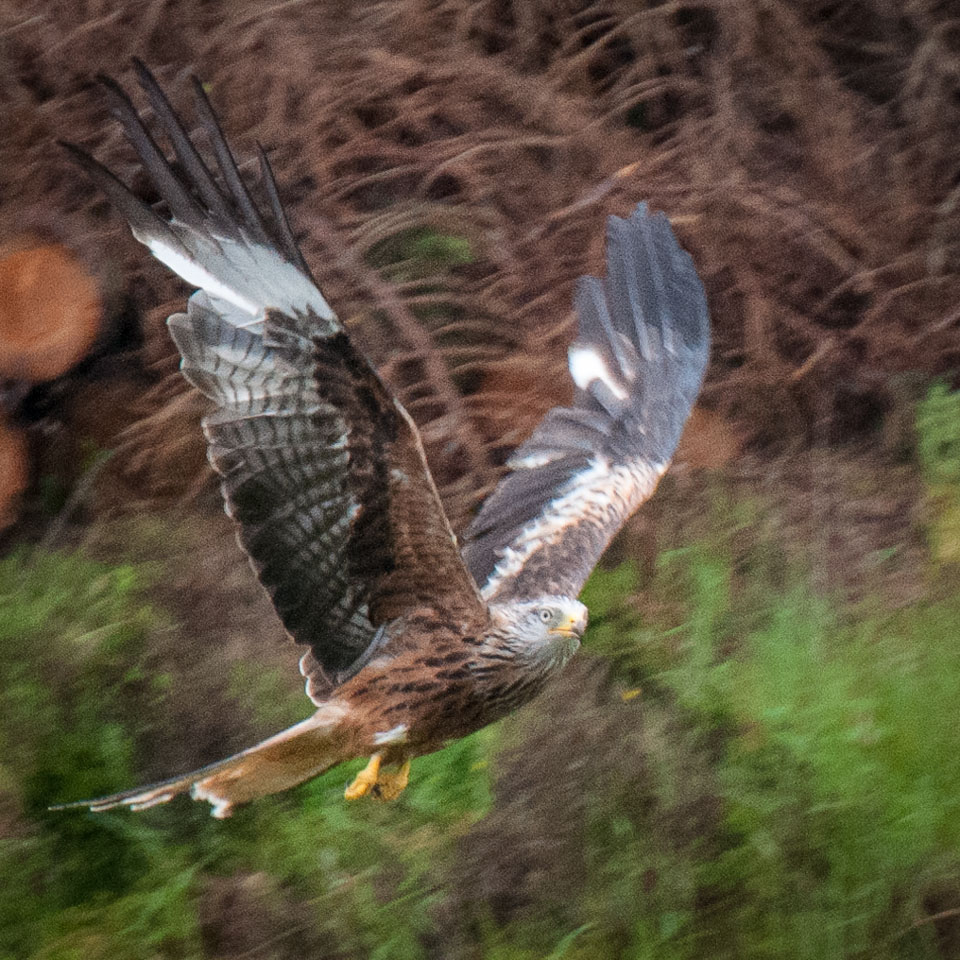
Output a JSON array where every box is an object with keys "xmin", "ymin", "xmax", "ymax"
[
  {"xmin": 526, "ymin": 598, "xmax": 589, "ymax": 639},
  {"xmin": 489, "ymin": 596, "xmax": 588, "ymax": 670}
]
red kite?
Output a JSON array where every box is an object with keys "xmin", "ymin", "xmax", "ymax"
[{"xmin": 56, "ymin": 62, "xmax": 709, "ymax": 817}]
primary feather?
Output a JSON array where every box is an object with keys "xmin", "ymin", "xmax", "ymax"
[
  {"xmin": 63, "ymin": 60, "xmax": 481, "ymax": 700},
  {"xmin": 462, "ymin": 204, "xmax": 710, "ymax": 601}
]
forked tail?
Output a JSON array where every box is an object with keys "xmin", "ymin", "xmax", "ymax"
[{"xmin": 50, "ymin": 703, "xmax": 355, "ymax": 818}]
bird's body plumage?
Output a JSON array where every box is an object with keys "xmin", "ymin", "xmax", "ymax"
[{"xmin": 54, "ymin": 61, "xmax": 709, "ymax": 817}]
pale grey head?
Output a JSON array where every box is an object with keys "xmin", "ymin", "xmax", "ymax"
[{"xmin": 487, "ymin": 596, "xmax": 588, "ymax": 671}]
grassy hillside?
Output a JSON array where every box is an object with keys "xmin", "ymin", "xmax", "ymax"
[{"xmin": 3, "ymin": 384, "xmax": 960, "ymax": 959}]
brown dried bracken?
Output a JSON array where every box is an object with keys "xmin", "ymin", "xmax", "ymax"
[{"xmin": 5, "ymin": 2, "xmax": 960, "ymax": 475}]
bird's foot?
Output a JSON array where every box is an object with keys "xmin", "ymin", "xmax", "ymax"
[
  {"xmin": 373, "ymin": 761, "xmax": 410, "ymax": 801},
  {"xmin": 344, "ymin": 754, "xmax": 381, "ymax": 799},
  {"xmin": 344, "ymin": 755, "xmax": 411, "ymax": 801}
]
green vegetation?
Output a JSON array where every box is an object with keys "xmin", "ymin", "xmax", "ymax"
[
  {"xmin": 366, "ymin": 226, "xmax": 475, "ymax": 275},
  {"xmin": 0, "ymin": 548, "xmax": 496, "ymax": 958},
  {"xmin": 576, "ymin": 549, "xmax": 960, "ymax": 958},
  {"xmin": 3, "ymin": 384, "xmax": 960, "ymax": 957},
  {"xmin": 0, "ymin": 550, "xmax": 200, "ymax": 959},
  {"xmin": 917, "ymin": 381, "xmax": 960, "ymax": 563}
]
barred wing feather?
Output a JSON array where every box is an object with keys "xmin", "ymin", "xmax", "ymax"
[
  {"xmin": 65, "ymin": 61, "xmax": 483, "ymax": 700},
  {"xmin": 462, "ymin": 204, "xmax": 710, "ymax": 602}
]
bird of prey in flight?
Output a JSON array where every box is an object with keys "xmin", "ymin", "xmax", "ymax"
[{"xmin": 55, "ymin": 61, "xmax": 710, "ymax": 818}]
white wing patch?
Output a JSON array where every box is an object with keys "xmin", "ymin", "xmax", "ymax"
[
  {"xmin": 144, "ymin": 234, "xmax": 261, "ymax": 316},
  {"xmin": 568, "ymin": 344, "xmax": 628, "ymax": 400},
  {"xmin": 135, "ymin": 224, "xmax": 336, "ymax": 328},
  {"xmin": 509, "ymin": 451, "xmax": 562, "ymax": 469},
  {"xmin": 481, "ymin": 457, "xmax": 665, "ymax": 600}
]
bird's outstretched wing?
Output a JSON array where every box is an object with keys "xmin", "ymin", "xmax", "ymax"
[
  {"xmin": 64, "ymin": 61, "xmax": 484, "ymax": 699},
  {"xmin": 462, "ymin": 204, "xmax": 710, "ymax": 602}
]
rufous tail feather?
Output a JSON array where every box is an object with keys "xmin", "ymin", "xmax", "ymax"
[{"xmin": 50, "ymin": 702, "xmax": 354, "ymax": 819}]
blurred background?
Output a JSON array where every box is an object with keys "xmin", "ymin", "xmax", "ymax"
[{"xmin": 3, "ymin": 1, "xmax": 960, "ymax": 957}]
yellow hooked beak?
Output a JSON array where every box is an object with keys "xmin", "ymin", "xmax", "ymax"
[{"xmin": 549, "ymin": 610, "xmax": 587, "ymax": 637}]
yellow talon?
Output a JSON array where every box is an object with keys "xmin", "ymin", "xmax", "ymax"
[
  {"xmin": 345, "ymin": 754, "xmax": 381, "ymax": 799},
  {"xmin": 373, "ymin": 761, "xmax": 410, "ymax": 801}
]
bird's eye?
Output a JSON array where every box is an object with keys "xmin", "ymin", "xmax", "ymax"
[{"xmin": 539, "ymin": 609, "xmax": 552, "ymax": 623}]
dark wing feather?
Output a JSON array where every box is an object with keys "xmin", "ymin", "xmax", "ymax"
[
  {"xmin": 462, "ymin": 203, "xmax": 709, "ymax": 601},
  {"xmin": 66, "ymin": 63, "xmax": 484, "ymax": 699}
]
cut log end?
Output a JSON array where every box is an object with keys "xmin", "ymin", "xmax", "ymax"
[{"xmin": 0, "ymin": 241, "xmax": 103, "ymax": 382}]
